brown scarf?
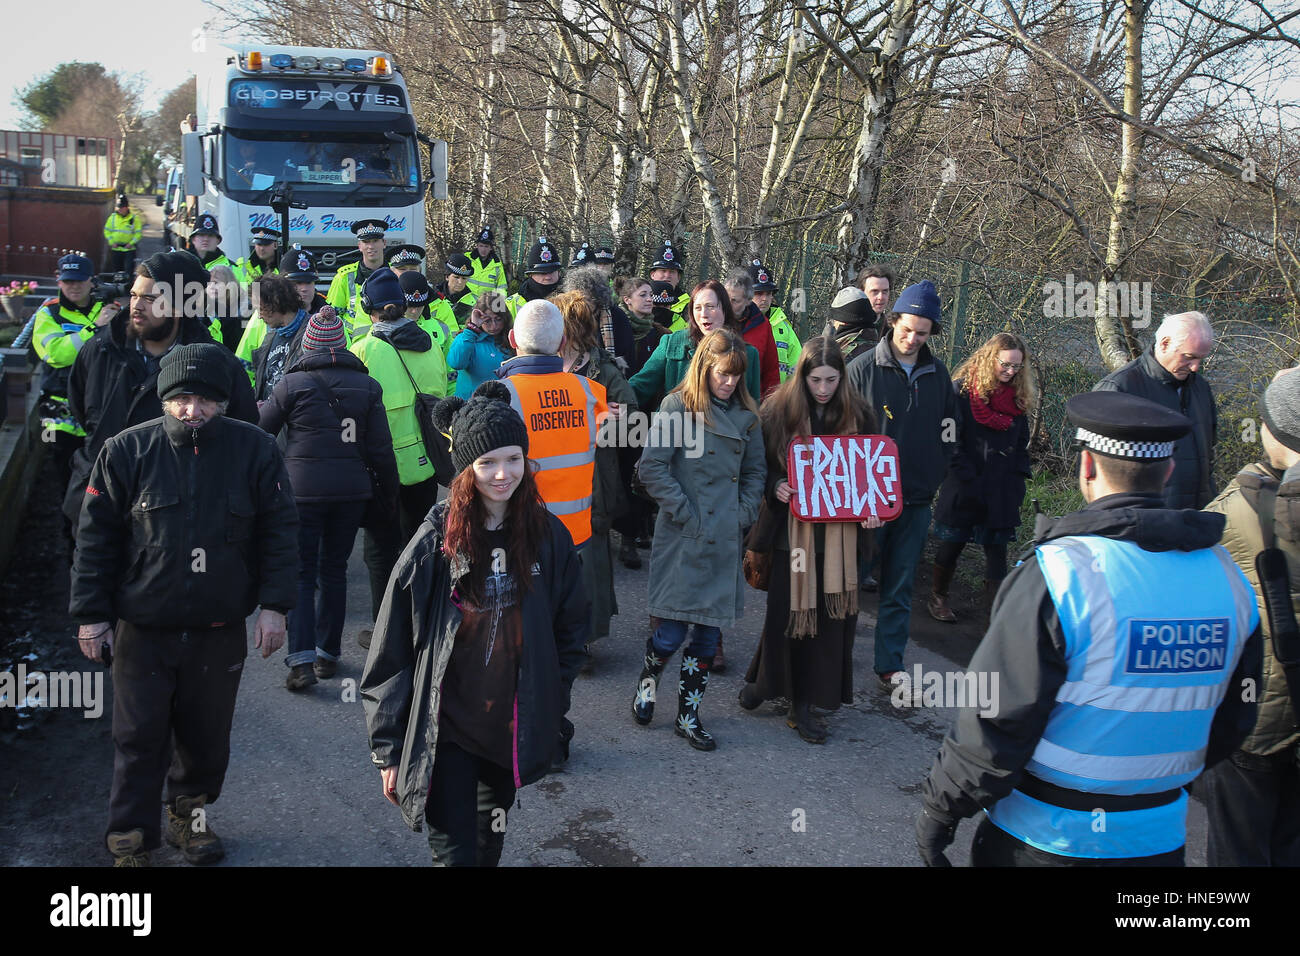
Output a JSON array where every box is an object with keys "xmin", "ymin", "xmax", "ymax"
[{"xmin": 787, "ymin": 418, "xmax": 858, "ymax": 638}]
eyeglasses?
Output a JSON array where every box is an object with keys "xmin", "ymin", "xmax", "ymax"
[{"xmin": 998, "ymin": 361, "xmax": 1023, "ymax": 372}]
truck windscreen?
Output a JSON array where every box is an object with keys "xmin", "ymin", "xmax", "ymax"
[{"xmin": 224, "ymin": 129, "xmax": 418, "ymax": 199}]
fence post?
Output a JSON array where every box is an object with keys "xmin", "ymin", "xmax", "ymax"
[{"xmin": 948, "ymin": 258, "xmax": 971, "ymax": 364}]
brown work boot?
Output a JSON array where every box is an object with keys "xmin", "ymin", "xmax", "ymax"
[
  {"xmin": 711, "ymin": 636, "xmax": 726, "ymax": 674},
  {"xmin": 165, "ymin": 794, "xmax": 225, "ymax": 864},
  {"xmin": 106, "ymin": 829, "xmax": 150, "ymax": 867},
  {"xmin": 927, "ymin": 563, "xmax": 957, "ymax": 623}
]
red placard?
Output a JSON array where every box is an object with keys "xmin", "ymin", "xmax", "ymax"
[{"xmin": 786, "ymin": 434, "xmax": 903, "ymax": 522}]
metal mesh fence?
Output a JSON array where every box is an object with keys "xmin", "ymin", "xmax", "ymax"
[{"xmin": 505, "ymin": 217, "xmax": 1300, "ymax": 484}]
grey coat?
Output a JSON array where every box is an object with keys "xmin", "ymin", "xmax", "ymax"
[{"xmin": 639, "ymin": 391, "xmax": 766, "ymax": 627}]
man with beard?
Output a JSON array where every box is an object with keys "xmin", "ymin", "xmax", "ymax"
[
  {"xmin": 327, "ymin": 218, "xmax": 389, "ymax": 340},
  {"xmin": 505, "ymin": 237, "xmax": 563, "ymax": 318},
  {"xmin": 187, "ymin": 214, "xmax": 236, "ymax": 345},
  {"xmin": 70, "ymin": 343, "xmax": 297, "ymax": 866},
  {"xmin": 63, "ymin": 250, "xmax": 257, "ymax": 533}
]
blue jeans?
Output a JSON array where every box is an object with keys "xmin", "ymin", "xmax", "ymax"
[
  {"xmin": 288, "ymin": 500, "xmax": 366, "ymax": 667},
  {"xmin": 651, "ymin": 619, "xmax": 721, "ymax": 661},
  {"xmin": 873, "ymin": 503, "xmax": 931, "ymax": 675}
]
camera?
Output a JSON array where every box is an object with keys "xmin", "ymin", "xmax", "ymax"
[{"xmin": 90, "ymin": 272, "xmax": 132, "ymax": 303}]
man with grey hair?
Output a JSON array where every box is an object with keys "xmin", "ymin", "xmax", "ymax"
[
  {"xmin": 726, "ymin": 267, "xmax": 780, "ymax": 396},
  {"xmin": 1094, "ymin": 311, "xmax": 1218, "ymax": 508},
  {"xmin": 499, "ymin": 298, "xmax": 607, "ymax": 733},
  {"xmin": 499, "ymin": 299, "xmax": 609, "ymax": 551}
]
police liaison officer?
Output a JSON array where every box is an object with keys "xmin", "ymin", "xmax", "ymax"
[
  {"xmin": 916, "ymin": 391, "xmax": 1263, "ymax": 867},
  {"xmin": 326, "ymin": 218, "xmax": 388, "ymax": 340}
]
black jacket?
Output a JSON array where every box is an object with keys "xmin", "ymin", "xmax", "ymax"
[
  {"xmin": 1094, "ymin": 347, "xmax": 1217, "ymax": 509},
  {"xmin": 920, "ymin": 492, "xmax": 1262, "ymax": 826},
  {"xmin": 846, "ymin": 337, "xmax": 959, "ymax": 505},
  {"xmin": 64, "ymin": 312, "xmax": 258, "ymax": 527},
  {"xmin": 257, "ymin": 348, "xmax": 399, "ymax": 505},
  {"xmin": 251, "ymin": 316, "xmax": 309, "ymax": 403},
  {"xmin": 69, "ymin": 412, "xmax": 299, "ymax": 629},
  {"xmin": 933, "ymin": 381, "xmax": 1032, "ymax": 531},
  {"xmin": 361, "ymin": 502, "xmax": 589, "ymax": 831}
]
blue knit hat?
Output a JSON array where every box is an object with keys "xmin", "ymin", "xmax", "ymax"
[
  {"xmin": 362, "ymin": 267, "xmax": 406, "ymax": 311},
  {"xmin": 892, "ymin": 280, "xmax": 942, "ymax": 328}
]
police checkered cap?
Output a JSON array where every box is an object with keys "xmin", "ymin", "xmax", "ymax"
[
  {"xmin": 398, "ymin": 269, "xmax": 431, "ymax": 306},
  {"xmin": 1074, "ymin": 428, "xmax": 1175, "ymax": 460},
  {"xmin": 351, "ymin": 218, "xmax": 388, "ymax": 239},
  {"xmin": 387, "ymin": 244, "xmax": 425, "ymax": 266},
  {"xmin": 1066, "ymin": 392, "xmax": 1190, "ymax": 460},
  {"xmin": 251, "ymin": 225, "xmax": 281, "ymax": 242}
]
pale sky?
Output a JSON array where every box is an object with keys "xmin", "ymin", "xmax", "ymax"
[{"xmin": 1, "ymin": 0, "xmax": 242, "ymax": 129}]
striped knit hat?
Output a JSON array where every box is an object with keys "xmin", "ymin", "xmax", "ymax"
[{"xmin": 303, "ymin": 306, "xmax": 346, "ymax": 351}]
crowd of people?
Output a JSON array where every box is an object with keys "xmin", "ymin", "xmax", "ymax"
[{"xmin": 24, "ymin": 213, "xmax": 1298, "ymax": 870}]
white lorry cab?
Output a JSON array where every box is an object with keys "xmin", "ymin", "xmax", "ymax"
[{"xmin": 179, "ymin": 43, "xmax": 446, "ymax": 285}]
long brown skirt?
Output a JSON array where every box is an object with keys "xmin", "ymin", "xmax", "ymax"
[{"xmin": 743, "ymin": 548, "xmax": 857, "ymax": 709}]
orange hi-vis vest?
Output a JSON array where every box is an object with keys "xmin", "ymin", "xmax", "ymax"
[{"xmin": 502, "ymin": 367, "xmax": 608, "ymax": 547}]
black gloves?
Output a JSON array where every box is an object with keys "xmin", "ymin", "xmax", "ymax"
[{"xmin": 915, "ymin": 807, "xmax": 958, "ymax": 867}]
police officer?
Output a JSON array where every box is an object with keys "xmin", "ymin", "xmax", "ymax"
[
  {"xmin": 435, "ymin": 252, "xmax": 478, "ymax": 324},
  {"xmin": 916, "ymin": 391, "xmax": 1263, "ymax": 867},
  {"xmin": 749, "ymin": 259, "xmax": 801, "ymax": 383},
  {"xmin": 398, "ymin": 269, "xmax": 458, "ymax": 368},
  {"xmin": 235, "ymin": 224, "xmax": 282, "ymax": 287},
  {"xmin": 592, "ymin": 245, "xmax": 616, "ymax": 279},
  {"xmin": 570, "ymin": 240, "xmax": 595, "ymax": 268},
  {"xmin": 32, "ymin": 254, "xmax": 119, "ymax": 506},
  {"xmin": 466, "ymin": 225, "xmax": 506, "ymax": 299},
  {"xmin": 647, "ymin": 239, "xmax": 690, "ymax": 332},
  {"xmin": 505, "ymin": 236, "xmax": 563, "ymax": 318},
  {"xmin": 103, "ymin": 195, "xmax": 142, "ymax": 275},
  {"xmin": 326, "ymin": 218, "xmax": 388, "ymax": 340},
  {"xmin": 385, "ymin": 243, "xmax": 425, "ymax": 275},
  {"xmin": 187, "ymin": 214, "xmax": 235, "ymax": 345}
]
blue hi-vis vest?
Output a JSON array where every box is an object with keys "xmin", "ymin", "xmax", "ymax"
[{"xmin": 985, "ymin": 534, "xmax": 1258, "ymax": 859}]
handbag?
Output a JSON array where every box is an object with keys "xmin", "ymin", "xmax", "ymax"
[
  {"xmin": 742, "ymin": 496, "xmax": 780, "ymax": 591},
  {"xmin": 386, "ymin": 338, "xmax": 455, "ymax": 487},
  {"xmin": 307, "ymin": 371, "xmax": 392, "ymax": 530}
]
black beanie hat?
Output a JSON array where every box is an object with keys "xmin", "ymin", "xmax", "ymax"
[
  {"xmin": 157, "ymin": 343, "xmax": 231, "ymax": 402},
  {"xmin": 432, "ymin": 381, "xmax": 529, "ymax": 475},
  {"xmin": 143, "ymin": 250, "xmax": 210, "ymax": 297}
]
